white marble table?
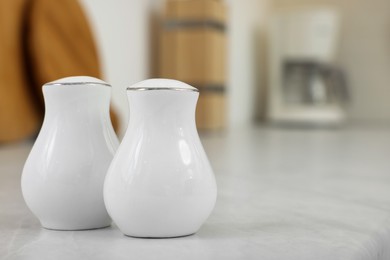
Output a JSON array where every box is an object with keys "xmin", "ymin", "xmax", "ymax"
[{"xmin": 2, "ymin": 126, "xmax": 390, "ymax": 260}]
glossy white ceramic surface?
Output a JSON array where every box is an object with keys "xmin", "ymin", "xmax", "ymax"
[
  {"xmin": 104, "ymin": 79, "xmax": 217, "ymax": 238},
  {"xmin": 21, "ymin": 76, "xmax": 119, "ymax": 230}
]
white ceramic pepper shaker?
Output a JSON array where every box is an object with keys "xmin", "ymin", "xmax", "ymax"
[
  {"xmin": 21, "ymin": 76, "xmax": 119, "ymax": 230},
  {"xmin": 104, "ymin": 78, "xmax": 217, "ymax": 238}
]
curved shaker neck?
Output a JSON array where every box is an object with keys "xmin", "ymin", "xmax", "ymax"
[
  {"xmin": 127, "ymin": 90, "xmax": 199, "ymax": 130},
  {"xmin": 42, "ymin": 85, "xmax": 110, "ymax": 115}
]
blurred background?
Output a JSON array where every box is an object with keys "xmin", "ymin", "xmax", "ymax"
[{"xmin": 1, "ymin": 0, "xmax": 390, "ymax": 141}]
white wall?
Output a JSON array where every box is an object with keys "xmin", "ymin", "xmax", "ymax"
[
  {"xmin": 225, "ymin": 0, "xmax": 269, "ymax": 126},
  {"xmin": 80, "ymin": 0, "xmax": 153, "ymax": 136},
  {"xmin": 80, "ymin": 0, "xmax": 268, "ymax": 135}
]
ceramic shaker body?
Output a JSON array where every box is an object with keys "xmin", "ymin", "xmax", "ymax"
[
  {"xmin": 104, "ymin": 79, "xmax": 217, "ymax": 238},
  {"xmin": 21, "ymin": 76, "xmax": 119, "ymax": 230}
]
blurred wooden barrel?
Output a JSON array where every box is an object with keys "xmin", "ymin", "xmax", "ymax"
[{"xmin": 159, "ymin": 0, "xmax": 227, "ymax": 130}]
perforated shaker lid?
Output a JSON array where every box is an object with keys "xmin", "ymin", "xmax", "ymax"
[
  {"xmin": 127, "ymin": 78, "xmax": 198, "ymax": 92},
  {"xmin": 44, "ymin": 76, "xmax": 111, "ymax": 87}
]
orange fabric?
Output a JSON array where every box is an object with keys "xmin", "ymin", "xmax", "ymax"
[
  {"xmin": 0, "ymin": 0, "xmax": 41, "ymax": 143},
  {"xmin": 26, "ymin": 0, "xmax": 101, "ymax": 92},
  {"xmin": 27, "ymin": 0, "xmax": 119, "ymax": 129},
  {"xmin": 0, "ymin": 0, "xmax": 118, "ymax": 143}
]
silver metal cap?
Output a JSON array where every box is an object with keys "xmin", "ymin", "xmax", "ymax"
[
  {"xmin": 126, "ymin": 79, "xmax": 199, "ymax": 92},
  {"xmin": 44, "ymin": 76, "xmax": 111, "ymax": 87}
]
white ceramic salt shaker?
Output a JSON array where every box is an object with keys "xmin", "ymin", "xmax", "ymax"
[
  {"xmin": 21, "ymin": 76, "xmax": 119, "ymax": 230},
  {"xmin": 104, "ymin": 78, "xmax": 217, "ymax": 238}
]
